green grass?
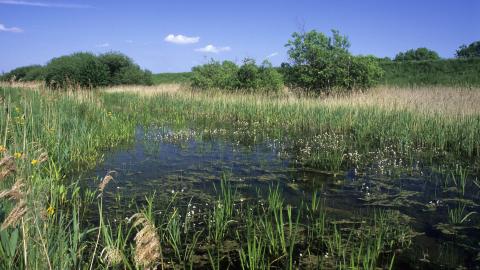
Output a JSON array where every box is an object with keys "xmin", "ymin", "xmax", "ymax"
[
  {"xmin": 379, "ymin": 58, "xmax": 480, "ymax": 87},
  {"xmin": 152, "ymin": 72, "xmax": 193, "ymax": 84}
]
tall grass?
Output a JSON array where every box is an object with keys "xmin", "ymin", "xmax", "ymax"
[{"xmin": 0, "ymin": 85, "xmax": 477, "ymax": 269}]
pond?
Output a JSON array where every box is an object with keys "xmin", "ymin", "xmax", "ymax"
[{"xmin": 86, "ymin": 126, "xmax": 480, "ymax": 269}]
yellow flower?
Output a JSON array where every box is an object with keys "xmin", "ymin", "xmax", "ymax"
[
  {"xmin": 0, "ymin": 145, "xmax": 6, "ymax": 153},
  {"xmin": 107, "ymin": 111, "xmax": 113, "ymax": 117},
  {"xmin": 47, "ymin": 206, "xmax": 55, "ymax": 216},
  {"xmin": 14, "ymin": 152, "xmax": 22, "ymax": 159},
  {"xmin": 31, "ymin": 159, "xmax": 38, "ymax": 166}
]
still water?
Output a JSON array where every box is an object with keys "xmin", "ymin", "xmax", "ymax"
[{"xmin": 87, "ymin": 127, "xmax": 480, "ymax": 269}]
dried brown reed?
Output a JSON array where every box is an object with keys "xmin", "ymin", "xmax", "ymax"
[
  {"xmin": 98, "ymin": 170, "xmax": 116, "ymax": 192},
  {"xmin": 130, "ymin": 213, "xmax": 162, "ymax": 269},
  {"xmin": 0, "ymin": 178, "xmax": 25, "ymax": 200},
  {"xmin": 1, "ymin": 200, "xmax": 27, "ymax": 230},
  {"xmin": 0, "ymin": 155, "xmax": 16, "ymax": 181},
  {"xmin": 100, "ymin": 246, "xmax": 124, "ymax": 267}
]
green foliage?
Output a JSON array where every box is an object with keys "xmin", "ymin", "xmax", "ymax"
[
  {"xmin": 191, "ymin": 60, "xmax": 239, "ymax": 90},
  {"xmin": 98, "ymin": 52, "xmax": 153, "ymax": 85},
  {"xmin": 44, "ymin": 52, "xmax": 109, "ymax": 89},
  {"xmin": 191, "ymin": 59, "xmax": 283, "ymax": 93},
  {"xmin": 1, "ymin": 65, "xmax": 45, "ymax": 82},
  {"xmin": 283, "ymin": 30, "xmax": 383, "ymax": 93},
  {"xmin": 456, "ymin": 41, "xmax": 480, "ymax": 59},
  {"xmin": 43, "ymin": 52, "xmax": 152, "ymax": 89},
  {"xmin": 152, "ymin": 72, "xmax": 193, "ymax": 84},
  {"xmin": 394, "ymin": 47, "xmax": 440, "ymax": 61},
  {"xmin": 380, "ymin": 58, "xmax": 480, "ymax": 86}
]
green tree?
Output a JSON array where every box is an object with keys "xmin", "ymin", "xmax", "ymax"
[
  {"xmin": 44, "ymin": 52, "xmax": 109, "ymax": 89},
  {"xmin": 284, "ymin": 29, "xmax": 382, "ymax": 93},
  {"xmin": 394, "ymin": 48, "xmax": 440, "ymax": 61},
  {"xmin": 191, "ymin": 59, "xmax": 283, "ymax": 93},
  {"xmin": 456, "ymin": 41, "xmax": 480, "ymax": 59},
  {"xmin": 98, "ymin": 52, "xmax": 153, "ymax": 85},
  {"xmin": 1, "ymin": 65, "xmax": 45, "ymax": 82}
]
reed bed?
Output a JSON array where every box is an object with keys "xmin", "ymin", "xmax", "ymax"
[{"xmin": 0, "ymin": 84, "xmax": 478, "ymax": 269}]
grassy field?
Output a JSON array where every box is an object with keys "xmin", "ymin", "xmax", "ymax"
[
  {"xmin": 0, "ymin": 84, "xmax": 479, "ymax": 269},
  {"xmin": 152, "ymin": 72, "xmax": 193, "ymax": 84},
  {"xmin": 379, "ymin": 58, "xmax": 480, "ymax": 87}
]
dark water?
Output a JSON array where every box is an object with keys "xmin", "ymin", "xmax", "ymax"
[{"xmin": 87, "ymin": 127, "xmax": 480, "ymax": 269}]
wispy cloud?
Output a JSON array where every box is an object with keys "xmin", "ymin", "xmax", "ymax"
[
  {"xmin": 96, "ymin": 43, "xmax": 110, "ymax": 48},
  {"xmin": 125, "ymin": 39, "xmax": 134, "ymax": 44},
  {"xmin": 164, "ymin": 34, "xmax": 199, "ymax": 44},
  {"xmin": 195, "ymin": 44, "xmax": 231, "ymax": 53},
  {"xmin": 0, "ymin": 0, "xmax": 92, "ymax": 8},
  {"xmin": 0, "ymin": 23, "xmax": 23, "ymax": 33},
  {"xmin": 266, "ymin": 52, "xmax": 279, "ymax": 59}
]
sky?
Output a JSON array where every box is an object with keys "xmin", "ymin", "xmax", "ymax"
[{"xmin": 1, "ymin": 0, "xmax": 479, "ymax": 73}]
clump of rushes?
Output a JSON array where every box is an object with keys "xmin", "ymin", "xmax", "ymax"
[{"xmin": 130, "ymin": 213, "xmax": 162, "ymax": 269}]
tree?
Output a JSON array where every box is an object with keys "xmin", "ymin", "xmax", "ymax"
[
  {"xmin": 98, "ymin": 52, "xmax": 153, "ymax": 85},
  {"xmin": 1, "ymin": 65, "xmax": 45, "ymax": 82},
  {"xmin": 45, "ymin": 52, "xmax": 109, "ymax": 89},
  {"xmin": 191, "ymin": 59, "xmax": 283, "ymax": 93},
  {"xmin": 394, "ymin": 48, "xmax": 440, "ymax": 61},
  {"xmin": 456, "ymin": 41, "xmax": 480, "ymax": 59},
  {"xmin": 284, "ymin": 29, "xmax": 382, "ymax": 93}
]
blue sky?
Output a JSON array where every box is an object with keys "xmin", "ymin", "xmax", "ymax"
[{"xmin": 1, "ymin": 0, "xmax": 479, "ymax": 73}]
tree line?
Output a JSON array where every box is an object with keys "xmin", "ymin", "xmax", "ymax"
[{"xmin": 2, "ymin": 30, "xmax": 479, "ymax": 93}]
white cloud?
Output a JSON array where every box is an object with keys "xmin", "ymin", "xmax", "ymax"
[
  {"xmin": 125, "ymin": 39, "xmax": 134, "ymax": 44},
  {"xmin": 164, "ymin": 34, "xmax": 199, "ymax": 44},
  {"xmin": 0, "ymin": 0, "xmax": 91, "ymax": 8},
  {"xmin": 266, "ymin": 52, "xmax": 279, "ymax": 58},
  {"xmin": 195, "ymin": 44, "xmax": 231, "ymax": 53},
  {"xmin": 96, "ymin": 43, "xmax": 110, "ymax": 48},
  {"xmin": 0, "ymin": 23, "xmax": 23, "ymax": 33}
]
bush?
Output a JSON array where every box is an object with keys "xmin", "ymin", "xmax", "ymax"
[
  {"xmin": 191, "ymin": 59, "xmax": 283, "ymax": 93},
  {"xmin": 191, "ymin": 60, "xmax": 239, "ymax": 90},
  {"xmin": 394, "ymin": 48, "xmax": 440, "ymax": 61},
  {"xmin": 1, "ymin": 65, "xmax": 45, "ymax": 82},
  {"xmin": 45, "ymin": 52, "xmax": 109, "ymax": 89},
  {"xmin": 456, "ymin": 41, "xmax": 480, "ymax": 59},
  {"xmin": 43, "ymin": 52, "xmax": 153, "ymax": 89},
  {"xmin": 283, "ymin": 30, "xmax": 383, "ymax": 93},
  {"xmin": 98, "ymin": 52, "xmax": 153, "ymax": 85}
]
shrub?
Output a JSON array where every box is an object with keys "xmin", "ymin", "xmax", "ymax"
[
  {"xmin": 456, "ymin": 41, "xmax": 480, "ymax": 59},
  {"xmin": 283, "ymin": 30, "xmax": 382, "ymax": 93},
  {"xmin": 191, "ymin": 59, "xmax": 283, "ymax": 93},
  {"xmin": 98, "ymin": 52, "xmax": 153, "ymax": 85},
  {"xmin": 45, "ymin": 52, "xmax": 109, "ymax": 89},
  {"xmin": 43, "ymin": 52, "xmax": 153, "ymax": 89},
  {"xmin": 394, "ymin": 48, "xmax": 440, "ymax": 61},
  {"xmin": 191, "ymin": 60, "xmax": 239, "ymax": 90},
  {"xmin": 1, "ymin": 65, "xmax": 45, "ymax": 82}
]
